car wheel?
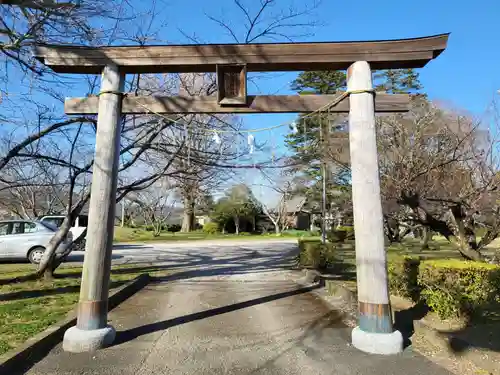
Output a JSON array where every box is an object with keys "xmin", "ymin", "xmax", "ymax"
[{"xmin": 28, "ymin": 246, "xmax": 45, "ymax": 264}]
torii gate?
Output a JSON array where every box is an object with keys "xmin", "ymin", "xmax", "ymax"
[{"xmin": 34, "ymin": 33, "xmax": 449, "ymax": 355}]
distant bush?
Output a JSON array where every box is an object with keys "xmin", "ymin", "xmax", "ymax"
[
  {"xmin": 203, "ymin": 222, "xmax": 219, "ymax": 235},
  {"xmin": 239, "ymin": 232, "xmax": 251, "ymax": 236},
  {"xmin": 167, "ymin": 224, "xmax": 182, "ymax": 233}
]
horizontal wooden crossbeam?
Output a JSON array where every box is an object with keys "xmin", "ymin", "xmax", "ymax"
[
  {"xmin": 35, "ymin": 34, "xmax": 449, "ymax": 74},
  {"xmin": 65, "ymin": 93, "xmax": 410, "ymax": 115}
]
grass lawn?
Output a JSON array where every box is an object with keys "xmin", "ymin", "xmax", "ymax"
[
  {"xmin": 113, "ymin": 226, "xmax": 306, "ymax": 243},
  {"xmin": 0, "ymin": 263, "xmax": 172, "ymax": 356}
]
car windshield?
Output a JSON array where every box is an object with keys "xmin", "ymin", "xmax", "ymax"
[
  {"xmin": 41, "ymin": 217, "xmax": 64, "ymax": 228},
  {"xmin": 40, "ymin": 221, "xmax": 59, "ymax": 232}
]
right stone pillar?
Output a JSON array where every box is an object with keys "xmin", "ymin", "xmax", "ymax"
[{"xmin": 347, "ymin": 61, "xmax": 403, "ymax": 355}]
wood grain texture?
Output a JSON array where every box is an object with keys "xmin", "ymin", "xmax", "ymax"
[
  {"xmin": 347, "ymin": 61, "xmax": 390, "ymax": 306},
  {"xmin": 64, "ymin": 93, "xmax": 410, "ymax": 114},
  {"xmin": 34, "ymin": 33, "xmax": 449, "ymax": 74},
  {"xmin": 77, "ymin": 64, "xmax": 124, "ymax": 330}
]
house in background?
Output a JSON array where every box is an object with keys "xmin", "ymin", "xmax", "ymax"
[
  {"xmin": 282, "ymin": 196, "xmax": 310, "ymax": 230},
  {"xmin": 195, "ymin": 215, "xmax": 211, "ymax": 226}
]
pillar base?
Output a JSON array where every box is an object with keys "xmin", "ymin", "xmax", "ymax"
[
  {"xmin": 351, "ymin": 326, "xmax": 403, "ymax": 355},
  {"xmin": 63, "ymin": 325, "xmax": 116, "ymax": 353}
]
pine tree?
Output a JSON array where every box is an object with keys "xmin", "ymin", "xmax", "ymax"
[{"xmin": 285, "ymin": 68, "xmax": 423, "ymax": 217}]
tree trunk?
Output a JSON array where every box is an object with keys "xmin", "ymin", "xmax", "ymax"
[
  {"xmin": 234, "ymin": 217, "xmax": 240, "ymax": 235},
  {"xmin": 181, "ymin": 195, "xmax": 195, "ymax": 232},
  {"xmin": 36, "ymin": 218, "xmax": 72, "ymax": 279},
  {"xmin": 420, "ymin": 227, "xmax": 431, "ymax": 250},
  {"xmin": 36, "ymin": 196, "xmax": 89, "ymax": 279},
  {"xmin": 275, "ymin": 224, "xmax": 281, "ymax": 235}
]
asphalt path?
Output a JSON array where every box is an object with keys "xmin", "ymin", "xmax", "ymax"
[
  {"xmin": 64, "ymin": 239, "xmax": 299, "ymax": 268},
  {"xmin": 23, "ymin": 239, "xmax": 453, "ymax": 375}
]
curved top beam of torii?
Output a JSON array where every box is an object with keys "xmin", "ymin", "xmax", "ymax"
[{"xmin": 34, "ymin": 33, "xmax": 449, "ymax": 74}]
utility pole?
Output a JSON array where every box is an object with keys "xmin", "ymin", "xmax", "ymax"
[
  {"xmin": 121, "ymin": 198, "xmax": 125, "ymax": 227},
  {"xmin": 320, "ymin": 118, "xmax": 327, "ymax": 244}
]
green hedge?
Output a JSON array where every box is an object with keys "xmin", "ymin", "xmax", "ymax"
[
  {"xmin": 202, "ymin": 222, "xmax": 219, "ymax": 234},
  {"xmin": 326, "ymin": 226, "xmax": 355, "ymax": 243},
  {"xmin": 297, "ymin": 239, "xmax": 337, "ymax": 269},
  {"xmin": 418, "ymin": 260, "xmax": 500, "ymax": 319},
  {"xmin": 388, "ymin": 256, "xmax": 421, "ymax": 302},
  {"xmin": 388, "ymin": 257, "xmax": 500, "ymax": 320}
]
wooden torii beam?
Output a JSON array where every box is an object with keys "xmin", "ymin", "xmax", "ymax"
[
  {"xmin": 35, "ymin": 34, "xmax": 448, "ymax": 115},
  {"xmin": 33, "ymin": 33, "xmax": 449, "ymax": 356},
  {"xmin": 65, "ymin": 93, "xmax": 411, "ymax": 115},
  {"xmin": 34, "ymin": 33, "xmax": 449, "ymax": 74}
]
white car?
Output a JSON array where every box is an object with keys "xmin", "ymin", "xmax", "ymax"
[
  {"xmin": 39, "ymin": 215, "xmax": 87, "ymax": 251},
  {"xmin": 0, "ymin": 220, "xmax": 73, "ymax": 264}
]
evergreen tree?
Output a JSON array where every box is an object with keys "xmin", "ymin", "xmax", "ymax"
[{"xmin": 285, "ymin": 68, "xmax": 423, "ymax": 219}]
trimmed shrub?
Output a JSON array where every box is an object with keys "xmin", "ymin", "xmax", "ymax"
[
  {"xmin": 337, "ymin": 226, "xmax": 354, "ymax": 234},
  {"xmin": 326, "ymin": 226, "xmax": 355, "ymax": 243},
  {"xmin": 418, "ymin": 259, "xmax": 500, "ymax": 319},
  {"xmin": 327, "ymin": 230, "xmax": 347, "ymax": 243},
  {"xmin": 298, "ymin": 239, "xmax": 337, "ymax": 269},
  {"xmin": 388, "ymin": 256, "xmax": 421, "ymax": 301},
  {"xmin": 202, "ymin": 222, "xmax": 219, "ymax": 234},
  {"xmin": 298, "ymin": 238, "xmax": 320, "ymax": 252}
]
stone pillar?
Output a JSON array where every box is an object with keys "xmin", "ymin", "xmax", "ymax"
[
  {"xmin": 63, "ymin": 64, "xmax": 124, "ymax": 352},
  {"xmin": 347, "ymin": 61, "xmax": 403, "ymax": 355}
]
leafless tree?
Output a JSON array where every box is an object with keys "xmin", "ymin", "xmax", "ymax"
[
  {"xmin": 378, "ymin": 97, "xmax": 500, "ymax": 261},
  {"xmin": 129, "ymin": 178, "xmax": 176, "ymax": 237},
  {"xmin": 204, "ymin": 0, "xmax": 320, "ymax": 44},
  {"xmin": 254, "ymin": 169, "xmax": 304, "ymax": 234}
]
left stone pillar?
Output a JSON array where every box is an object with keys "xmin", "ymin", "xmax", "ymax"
[{"xmin": 63, "ymin": 64, "xmax": 125, "ymax": 352}]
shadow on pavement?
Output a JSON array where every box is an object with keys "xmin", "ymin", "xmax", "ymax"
[
  {"xmin": 64, "ymin": 253, "xmax": 124, "ymax": 263},
  {"xmin": 113, "ymin": 284, "xmax": 321, "ymax": 346},
  {"xmin": 113, "ymin": 244, "xmax": 155, "ymax": 250}
]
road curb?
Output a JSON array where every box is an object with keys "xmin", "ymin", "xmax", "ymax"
[{"xmin": 0, "ymin": 273, "xmax": 151, "ymax": 374}]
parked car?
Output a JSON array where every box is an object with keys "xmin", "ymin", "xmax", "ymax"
[
  {"xmin": 38, "ymin": 215, "xmax": 88, "ymax": 251},
  {"xmin": 0, "ymin": 220, "xmax": 73, "ymax": 264}
]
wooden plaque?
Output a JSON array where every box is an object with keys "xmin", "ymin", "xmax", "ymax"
[{"xmin": 217, "ymin": 64, "xmax": 247, "ymax": 106}]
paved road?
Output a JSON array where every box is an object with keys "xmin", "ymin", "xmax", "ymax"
[
  {"xmin": 22, "ymin": 240, "xmax": 452, "ymax": 375},
  {"xmin": 65, "ymin": 239, "xmax": 299, "ymax": 267}
]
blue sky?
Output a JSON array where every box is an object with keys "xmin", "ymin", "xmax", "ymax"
[
  {"xmin": 3, "ymin": 0, "xmax": 500, "ymax": 200},
  {"xmin": 158, "ymin": 0, "xmax": 500, "ymax": 157},
  {"xmin": 160, "ymin": 0, "xmax": 500, "ymax": 191},
  {"xmin": 164, "ymin": 0, "xmax": 500, "ymax": 111},
  {"xmin": 6, "ymin": 0, "xmax": 499, "ymax": 131}
]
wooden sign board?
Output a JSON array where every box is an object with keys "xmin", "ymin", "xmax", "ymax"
[{"xmin": 216, "ymin": 64, "xmax": 247, "ymax": 106}]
